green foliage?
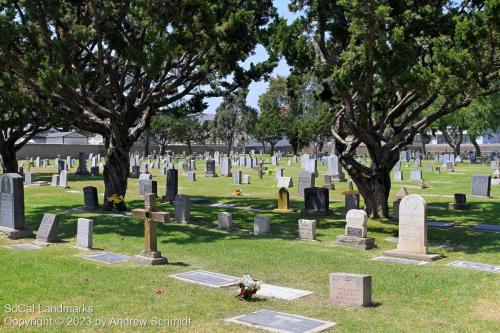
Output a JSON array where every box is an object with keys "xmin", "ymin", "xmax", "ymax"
[{"xmin": 213, "ymin": 89, "xmax": 257, "ymax": 151}]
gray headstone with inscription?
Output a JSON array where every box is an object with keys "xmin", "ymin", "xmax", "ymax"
[
  {"xmin": 471, "ymin": 174, "xmax": 491, "ymax": 197},
  {"xmin": 36, "ymin": 213, "xmax": 59, "ymax": 243},
  {"xmin": 0, "ymin": 174, "xmax": 30, "ymax": 237}
]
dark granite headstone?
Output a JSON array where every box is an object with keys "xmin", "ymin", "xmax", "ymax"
[
  {"xmin": 75, "ymin": 152, "xmax": 89, "ymax": 176},
  {"xmin": 0, "ymin": 174, "xmax": 25, "ymax": 230},
  {"xmin": 83, "ymin": 186, "xmax": 99, "ymax": 210},
  {"xmin": 164, "ymin": 168, "xmax": 178, "ymax": 203},
  {"xmin": 205, "ymin": 160, "xmax": 217, "ymax": 177},
  {"xmin": 304, "ymin": 187, "xmax": 330, "ymax": 215}
]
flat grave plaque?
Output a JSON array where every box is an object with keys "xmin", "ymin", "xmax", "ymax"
[
  {"xmin": 447, "ymin": 261, "xmax": 499, "ymax": 273},
  {"xmin": 7, "ymin": 244, "xmax": 41, "ymax": 250},
  {"xmin": 427, "ymin": 221, "xmax": 455, "ymax": 229},
  {"xmin": 209, "ymin": 203, "xmax": 237, "ymax": 208},
  {"xmin": 83, "ymin": 252, "xmax": 131, "ymax": 264},
  {"xmin": 473, "ymin": 224, "xmax": 500, "ymax": 233},
  {"xmin": 225, "ymin": 309, "xmax": 336, "ymax": 333},
  {"xmin": 171, "ymin": 270, "xmax": 239, "ymax": 288},
  {"xmin": 255, "ymin": 284, "xmax": 314, "ymax": 300},
  {"xmin": 372, "ymin": 256, "xmax": 429, "ymax": 265}
]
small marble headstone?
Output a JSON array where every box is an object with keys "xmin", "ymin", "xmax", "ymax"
[
  {"xmin": 36, "ymin": 213, "xmax": 59, "ymax": 244},
  {"xmin": 254, "ymin": 216, "xmax": 270, "ymax": 235},
  {"xmin": 298, "ymin": 219, "xmax": 316, "ymax": 240},
  {"xmin": 76, "ymin": 218, "xmax": 93, "ymax": 250},
  {"xmin": 174, "ymin": 195, "xmax": 190, "ymax": 223},
  {"xmin": 218, "ymin": 212, "xmax": 232, "ymax": 230},
  {"xmin": 329, "ymin": 273, "xmax": 372, "ymax": 306}
]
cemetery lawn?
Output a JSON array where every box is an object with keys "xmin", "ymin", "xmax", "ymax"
[{"xmin": 1, "ymin": 159, "xmax": 499, "ymax": 332}]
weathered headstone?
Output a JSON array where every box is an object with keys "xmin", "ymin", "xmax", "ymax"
[
  {"xmin": 253, "ymin": 216, "xmax": 270, "ymax": 235},
  {"xmin": 409, "ymin": 170, "xmax": 422, "ymax": 181},
  {"xmin": 139, "ymin": 179, "xmax": 157, "ymax": 197},
  {"xmin": 51, "ymin": 174, "xmax": 59, "ymax": 186},
  {"xmin": 221, "ymin": 157, "xmax": 232, "ymax": 177},
  {"xmin": 275, "ymin": 187, "xmax": 291, "ymax": 212},
  {"xmin": 385, "ymin": 195, "xmax": 442, "ymax": 261},
  {"xmin": 323, "ymin": 175, "xmax": 334, "ymax": 190},
  {"xmin": 393, "ymin": 187, "xmax": 409, "ymax": 221},
  {"xmin": 205, "ymin": 160, "xmax": 217, "ymax": 177},
  {"xmin": 471, "ymin": 174, "xmax": 491, "ymax": 197},
  {"xmin": 242, "ymin": 174, "xmax": 251, "ymax": 184},
  {"xmin": 35, "ymin": 213, "xmax": 59, "ymax": 244},
  {"xmin": 75, "ymin": 153, "xmax": 89, "ymax": 175},
  {"xmin": 335, "ymin": 210, "xmax": 375, "ymax": 250},
  {"xmin": 187, "ymin": 171, "xmax": 196, "ymax": 181},
  {"xmin": 276, "ymin": 177, "xmax": 293, "ymax": 188},
  {"xmin": 59, "ymin": 170, "xmax": 69, "ymax": 188},
  {"xmin": 329, "ymin": 273, "xmax": 372, "ymax": 306},
  {"xmin": 0, "ymin": 174, "xmax": 32, "ymax": 238},
  {"xmin": 449, "ymin": 193, "xmax": 470, "ymax": 210},
  {"xmin": 218, "ymin": 212, "xmax": 233, "ymax": 230},
  {"xmin": 304, "ymin": 187, "xmax": 330, "ymax": 215},
  {"xmin": 174, "ymin": 195, "xmax": 190, "ymax": 223},
  {"xmin": 233, "ymin": 170, "xmax": 242, "ymax": 184},
  {"xmin": 132, "ymin": 194, "xmax": 169, "ymax": 265},
  {"xmin": 298, "ymin": 170, "xmax": 314, "ymax": 197},
  {"xmin": 83, "ymin": 186, "xmax": 99, "ymax": 210},
  {"xmin": 298, "ymin": 219, "xmax": 316, "ymax": 240},
  {"xmin": 164, "ymin": 168, "xmax": 178, "ymax": 203},
  {"xmin": 75, "ymin": 218, "xmax": 93, "ymax": 250}
]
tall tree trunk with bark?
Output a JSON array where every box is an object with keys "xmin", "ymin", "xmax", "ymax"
[
  {"xmin": 270, "ymin": 142, "xmax": 276, "ymax": 156},
  {"xmin": 0, "ymin": 142, "xmax": 19, "ymax": 174},
  {"xmin": 103, "ymin": 133, "xmax": 131, "ymax": 211},
  {"xmin": 143, "ymin": 128, "xmax": 151, "ymax": 157},
  {"xmin": 186, "ymin": 141, "xmax": 192, "ymax": 155},
  {"xmin": 470, "ymin": 136, "xmax": 481, "ymax": 157}
]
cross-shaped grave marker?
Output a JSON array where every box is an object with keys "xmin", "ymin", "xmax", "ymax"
[{"xmin": 132, "ymin": 193, "xmax": 169, "ymax": 265}]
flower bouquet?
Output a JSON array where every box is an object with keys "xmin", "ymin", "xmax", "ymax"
[
  {"xmin": 238, "ymin": 275, "xmax": 262, "ymax": 301},
  {"xmin": 108, "ymin": 194, "xmax": 124, "ymax": 212},
  {"xmin": 235, "ymin": 188, "xmax": 242, "ymax": 196}
]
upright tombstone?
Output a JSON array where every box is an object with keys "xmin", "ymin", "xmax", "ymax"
[
  {"xmin": 274, "ymin": 187, "xmax": 292, "ymax": 212},
  {"xmin": 205, "ymin": 159, "xmax": 217, "ymax": 177},
  {"xmin": 132, "ymin": 194, "xmax": 169, "ymax": 265},
  {"xmin": 393, "ymin": 187, "xmax": 409, "ymax": 221},
  {"xmin": 409, "ymin": 170, "xmax": 422, "ymax": 181},
  {"xmin": 90, "ymin": 166, "xmax": 100, "ymax": 176},
  {"xmin": 139, "ymin": 179, "xmax": 157, "ymax": 197},
  {"xmin": 75, "ymin": 218, "xmax": 93, "ymax": 250},
  {"xmin": 164, "ymin": 168, "xmax": 178, "ymax": 203},
  {"xmin": 187, "ymin": 171, "xmax": 196, "ymax": 181},
  {"xmin": 217, "ymin": 212, "xmax": 233, "ymax": 230},
  {"xmin": 242, "ymin": 174, "xmax": 251, "ymax": 184},
  {"xmin": 275, "ymin": 167, "xmax": 284, "ymax": 179},
  {"xmin": 253, "ymin": 216, "xmax": 270, "ymax": 235},
  {"xmin": 221, "ymin": 157, "xmax": 232, "ymax": 177},
  {"xmin": 51, "ymin": 174, "xmax": 59, "ymax": 186},
  {"xmin": 24, "ymin": 172, "xmax": 36, "ymax": 186},
  {"xmin": 385, "ymin": 195, "xmax": 442, "ymax": 261},
  {"xmin": 35, "ymin": 213, "xmax": 59, "ymax": 244},
  {"xmin": 471, "ymin": 174, "xmax": 491, "ymax": 198},
  {"xmin": 75, "ymin": 153, "xmax": 89, "ymax": 176},
  {"xmin": 323, "ymin": 175, "xmax": 334, "ymax": 190},
  {"xmin": 276, "ymin": 176, "xmax": 293, "ymax": 188},
  {"xmin": 59, "ymin": 170, "xmax": 69, "ymax": 188},
  {"xmin": 297, "ymin": 170, "xmax": 314, "ymax": 197},
  {"xmin": 328, "ymin": 155, "xmax": 346, "ymax": 182},
  {"xmin": 304, "ymin": 187, "xmax": 331, "ymax": 215},
  {"xmin": 83, "ymin": 186, "xmax": 99, "ymax": 210},
  {"xmin": 449, "ymin": 193, "xmax": 470, "ymax": 210},
  {"xmin": 343, "ymin": 182, "xmax": 360, "ymax": 214},
  {"xmin": 335, "ymin": 210, "xmax": 375, "ymax": 250},
  {"xmin": 0, "ymin": 174, "xmax": 33, "ymax": 238},
  {"xmin": 298, "ymin": 219, "xmax": 316, "ymax": 240},
  {"xmin": 57, "ymin": 159, "xmax": 66, "ymax": 174},
  {"xmin": 130, "ymin": 165, "xmax": 140, "ymax": 178},
  {"xmin": 174, "ymin": 195, "xmax": 190, "ymax": 223},
  {"xmin": 233, "ymin": 170, "xmax": 242, "ymax": 184},
  {"xmin": 329, "ymin": 273, "xmax": 372, "ymax": 306}
]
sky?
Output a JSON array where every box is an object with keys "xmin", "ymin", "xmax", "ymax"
[{"xmin": 205, "ymin": 0, "xmax": 298, "ymax": 114}]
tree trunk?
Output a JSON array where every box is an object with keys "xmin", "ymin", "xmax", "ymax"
[
  {"xmin": 227, "ymin": 139, "xmax": 233, "ymax": 155},
  {"xmin": 420, "ymin": 139, "xmax": 427, "ymax": 156},
  {"xmin": 0, "ymin": 143, "xmax": 19, "ymax": 174},
  {"xmin": 470, "ymin": 136, "xmax": 481, "ymax": 157},
  {"xmin": 186, "ymin": 141, "xmax": 192, "ymax": 155},
  {"xmin": 159, "ymin": 142, "xmax": 166, "ymax": 156},
  {"xmin": 347, "ymin": 165, "xmax": 391, "ymax": 218},
  {"xmin": 288, "ymin": 135, "xmax": 299, "ymax": 155},
  {"xmin": 103, "ymin": 139, "xmax": 130, "ymax": 211},
  {"xmin": 143, "ymin": 128, "xmax": 151, "ymax": 157},
  {"xmin": 270, "ymin": 143, "xmax": 275, "ymax": 156}
]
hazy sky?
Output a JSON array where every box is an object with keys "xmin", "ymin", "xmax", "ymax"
[{"xmin": 205, "ymin": 0, "xmax": 297, "ymax": 114}]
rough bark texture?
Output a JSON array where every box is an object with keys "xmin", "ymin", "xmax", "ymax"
[
  {"xmin": 0, "ymin": 144, "xmax": 18, "ymax": 174},
  {"xmin": 103, "ymin": 140, "xmax": 130, "ymax": 211}
]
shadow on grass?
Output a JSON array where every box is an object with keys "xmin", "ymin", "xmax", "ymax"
[{"xmin": 23, "ymin": 194, "xmax": 500, "ymax": 256}]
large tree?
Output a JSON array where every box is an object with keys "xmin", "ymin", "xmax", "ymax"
[
  {"xmin": 2, "ymin": 0, "xmax": 276, "ymax": 209},
  {"xmin": 213, "ymin": 89, "xmax": 258, "ymax": 154},
  {"xmin": 272, "ymin": 0, "xmax": 499, "ymax": 217},
  {"xmin": 0, "ymin": 64, "xmax": 58, "ymax": 173}
]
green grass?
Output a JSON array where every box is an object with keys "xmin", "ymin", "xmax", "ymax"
[{"xmin": 0, "ymin": 157, "xmax": 499, "ymax": 332}]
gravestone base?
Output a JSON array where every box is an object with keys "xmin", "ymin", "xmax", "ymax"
[
  {"xmin": 273, "ymin": 208, "xmax": 293, "ymax": 213},
  {"xmin": 135, "ymin": 251, "xmax": 167, "ymax": 265},
  {"xmin": 73, "ymin": 245, "xmax": 93, "ymax": 251},
  {"xmin": 0, "ymin": 226, "xmax": 33, "ymax": 239},
  {"xmin": 384, "ymin": 250, "xmax": 442, "ymax": 262},
  {"xmin": 301, "ymin": 209, "xmax": 331, "ymax": 216},
  {"xmin": 448, "ymin": 202, "xmax": 470, "ymax": 210},
  {"xmin": 29, "ymin": 181, "xmax": 50, "ymax": 187},
  {"xmin": 82, "ymin": 205, "xmax": 100, "ymax": 211},
  {"xmin": 33, "ymin": 240, "xmax": 55, "ymax": 247},
  {"xmin": 331, "ymin": 176, "xmax": 347, "ymax": 183},
  {"xmin": 335, "ymin": 235, "xmax": 375, "ymax": 250}
]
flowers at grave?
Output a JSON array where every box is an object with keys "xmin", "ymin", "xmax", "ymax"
[
  {"xmin": 235, "ymin": 188, "xmax": 242, "ymax": 196},
  {"xmin": 108, "ymin": 194, "xmax": 124, "ymax": 211},
  {"xmin": 238, "ymin": 275, "xmax": 262, "ymax": 301}
]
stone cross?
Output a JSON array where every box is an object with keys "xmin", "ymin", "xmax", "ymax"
[{"xmin": 132, "ymin": 193, "xmax": 169, "ymax": 265}]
